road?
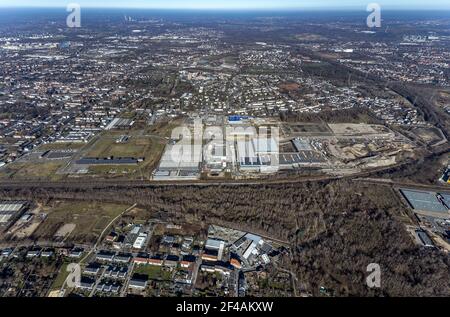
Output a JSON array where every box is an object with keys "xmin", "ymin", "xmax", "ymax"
[
  {"xmin": 190, "ymin": 256, "xmax": 203, "ymax": 291},
  {"xmin": 276, "ymin": 265, "xmax": 299, "ymax": 297},
  {"xmin": 89, "ymin": 268, "xmax": 105, "ymax": 297},
  {"xmin": 353, "ymin": 178, "xmax": 450, "ymax": 192},
  {"xmin": 120, "ymin": 262, "xmax": 135, "ymax": 297},
  {"xmin": 56, "ymin": 133, "xmax": 103, "ymax": 175},
  {"xmin": 79, "ymin": 203, "xmax": 137, "ymax": 264},
  {"xmin": 59, "ymin": 203, "xmax": 137, "ymax": 295}
]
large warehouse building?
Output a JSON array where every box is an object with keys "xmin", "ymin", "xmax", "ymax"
[{"xmin": 236, "ymin": 137, "xmax": 279, "ymax": 173}]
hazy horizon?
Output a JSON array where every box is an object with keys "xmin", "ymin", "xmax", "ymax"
[{"xmin": 1, "ymin": 0, "xmax": 450, "ymax": 10}]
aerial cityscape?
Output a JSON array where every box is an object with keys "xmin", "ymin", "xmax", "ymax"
[{"xmin": 0, "ymin": 0, "xmax": 449, "ymax": 306}]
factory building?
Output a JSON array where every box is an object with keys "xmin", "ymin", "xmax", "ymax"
[
  {"xmin": 236, "ymin": 137, "xmax": 279, "ymax": 173},
  {"xmin": 153, "ymin": 138, "xmax": 202, "ymax": 180},
  {"xmin": 203, "ymin": 141, "xmax": 229, "ymax": 172},
  {"xmin": 0, "ymin": 201, "xmax": 28, "ymax": 229},
  {"xmin": 76, "ymin": 157, "xmax": 144, "ymax": 165}
]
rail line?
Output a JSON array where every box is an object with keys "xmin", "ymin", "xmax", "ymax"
[{"xmin": 0, "ymin": 158, "xmax": 418, "ymax": 190}]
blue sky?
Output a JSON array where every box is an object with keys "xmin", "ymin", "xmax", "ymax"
[{"xmin": 0, "ymin": 0, "xmax": 449, "ymax": 10}]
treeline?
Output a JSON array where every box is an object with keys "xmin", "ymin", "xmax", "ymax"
[
  {"xmin": 280, "ymin": 107, "xmax": 382, "ymax": 124},
  {"xmin": 373, "ymin": 149, "xmax": 449, "ymax": 185},
  {"xmin": 388, "ymin": 83, "xmax": 450, "ymax": 139}
]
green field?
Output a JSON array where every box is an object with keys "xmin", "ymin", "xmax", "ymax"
[
  {"xmin": 85, "ymin": 134, "xmax": 150, "ymax": 158},
  {"xmin": 50, "ymin": 262, "xmax": 70, "ymax": 291},
  {"xmin": 134, "ymin": 265, "xmax": 172, "ymax": 281},
  {"xmin": 38, "ymin": 142, "xmax": 85, "ymax": 151},
  {"xmin": 84, "ymin": 132, "xmax": 165, "ymax": 178},
  {"xmin": 32, "ymin": 201, "xmax": 129, "ymax": 243},
  {"xmin": 0, "ymin": 161, "xmax": 65, "ymax": 181}
]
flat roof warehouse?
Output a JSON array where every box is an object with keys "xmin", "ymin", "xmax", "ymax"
[
  {"xmin": 0, "ymin": 201, "xmax": 28, "ymax": 226},
  {"xmin": 400, "ymin": 189, "xmax": 450, "ymax": 216},
  {"xmin": 0, "ymin": 202, "xmax": 25, "ymax": 213}
]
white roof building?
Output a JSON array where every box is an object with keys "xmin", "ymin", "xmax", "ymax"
[{"xmin": 133, "ymin": 233, "xmax": 148, "ymax": 249}]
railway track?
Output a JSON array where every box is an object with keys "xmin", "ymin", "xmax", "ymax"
[
  {"xmin": 0, "ymin": 162, "xmax": 413, "ymax": 190},
  {"xmin": 0, "ymin": 155, "xmax": 442, "ymax": 191},
  {"xmin": 353, "ymin": 178, "xmax": 450, "ymax": 192}
]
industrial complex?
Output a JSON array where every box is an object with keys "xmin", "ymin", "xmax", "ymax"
[
  {"xmin": 151, "ymin": 115, "xmax": 417, "ymax": 181},
  {"xmin": 399, "ymin": 188, "xmax": 450, "ymax": 249}
]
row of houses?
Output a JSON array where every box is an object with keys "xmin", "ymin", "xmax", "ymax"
[
  {"xmin": 200, "ymin": 261, "xmax": 234, "ymax": 276},
  {"xmin": 26, "ymin": 249, "xmax": 54, "ymax": 258},
  {"xmin": 95, "ymin": 251, "xmax": 132, "ymax": 263},
  {"xmin": 133, "ymin": 254, "xmax": 197, "ymax": 269}
]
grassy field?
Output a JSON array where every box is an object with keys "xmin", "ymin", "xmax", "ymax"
[
  {"xmin": 38, "ymin": 142, "xmax": 85, "ymax": 151},
  {"xmin": 146, "ymin": 117, "xmax": 186, "ymax": 138},
  {"xmin": 50, "ymin": 262, "xmax": 70, "ymax": 291},
  {"xmin": 85, "ymin": 134, "xmax": 150, "ymax": 158},
  {"xmin": 0, "ymin": 123, "xmax": 175, "ymax": 181},
  {"xmin": 32, "ymin": 201, "xmax": 128, "ymax": 243},
  {"xmin": 84, "ymin": 132, "xmax": 165, "ymax": 178},
  {"xmin": 0, "ymin": 161, "xmax": 65, "ymax": 181}
]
